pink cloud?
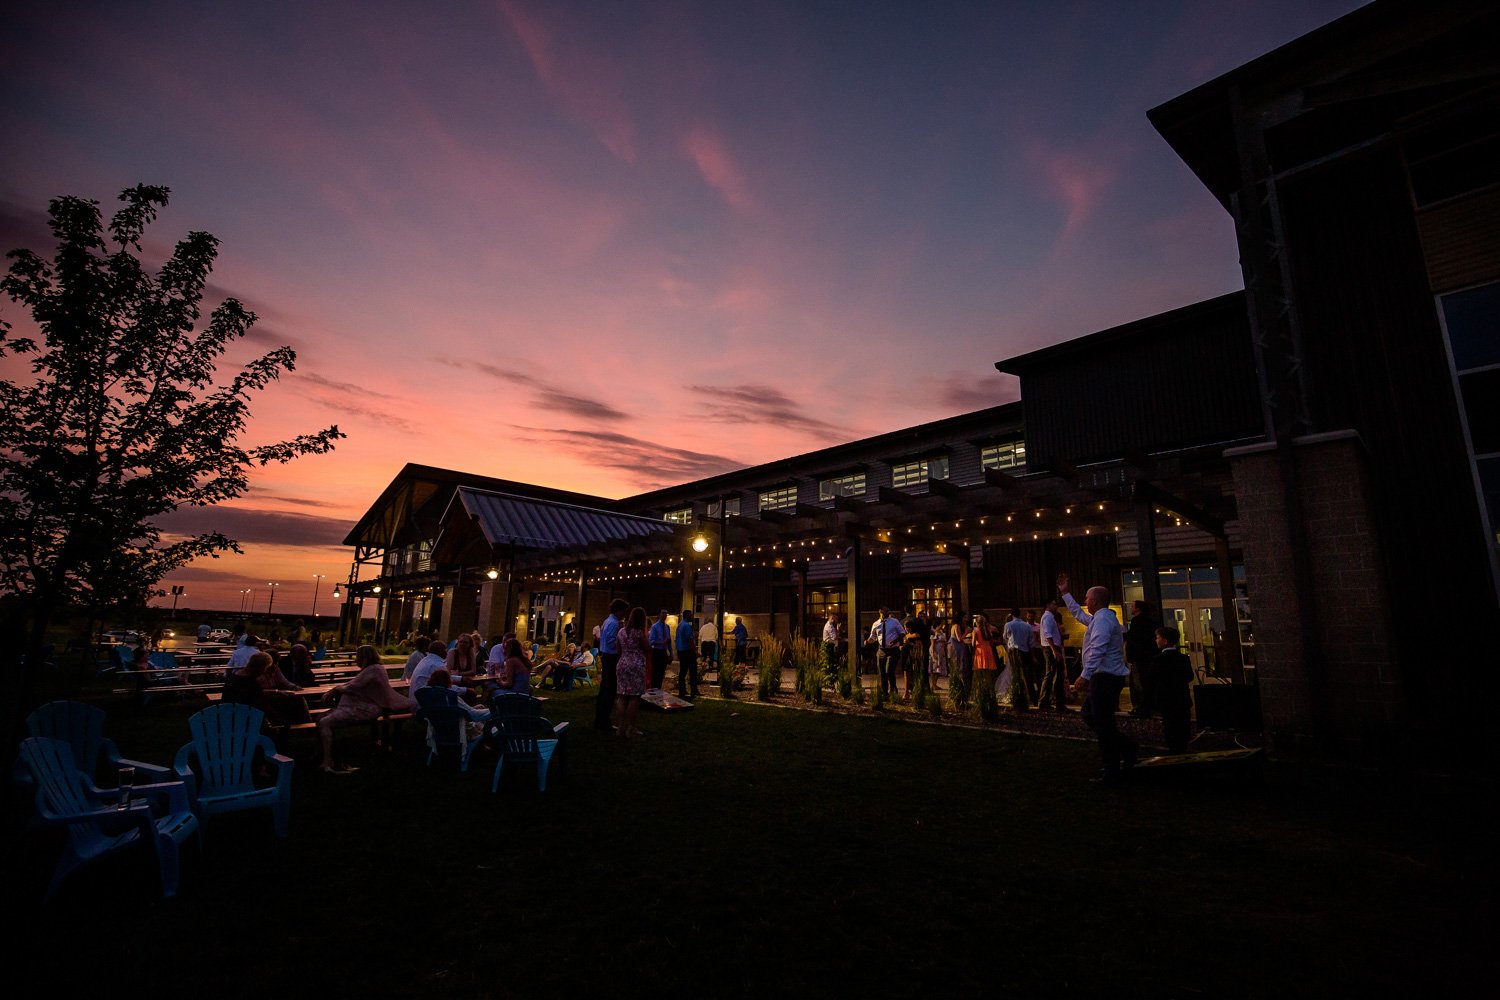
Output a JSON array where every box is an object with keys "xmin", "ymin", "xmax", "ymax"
[
  {"xmin": 499, "ymin": 0, "xmax": 638, "ymax": 162},
  {"xmin": 1023, "ymin": 140, "xmax": 1120, "ymax": 244},
  {"xmin": 679, "ymin": 129, "xmax": 753, "ymax": 210}
]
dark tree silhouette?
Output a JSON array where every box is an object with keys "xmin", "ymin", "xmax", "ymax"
[{"xmin": 0, "ymin": 184, "xmax": 343, "ymax": 701}]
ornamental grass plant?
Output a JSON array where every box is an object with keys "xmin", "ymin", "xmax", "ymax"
[
  {"xmin": 791, "ymin": 636, "xmax": 824, "ymax": 705},
  {"xmin": 757, "ymin": 634, "xmax": 786, "ymax": 700}
]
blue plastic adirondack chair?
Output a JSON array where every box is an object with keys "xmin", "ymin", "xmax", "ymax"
[
  {"xmin": 414, "ymin": 686, "xmax": 485, "ymax": 772},
  {"xmin": 19, "ymin": 737, "xmax": 200, "ymax": 900},
  {"xmin": 573, "ymin": 649, "xmax": 599, "ymax": 687},
  {"xmin": 101, "ymin": 643, "xmax": 133, "ymax": 676},
  {"xmin": 487, "ymin": 696, "xmax": 562, "ymax": 793},
  {"xmin": 15, "ymin": 700, "xmax": 173, "ymax": 794},
  {"xmin": 174, "ymin": 704, "xmax": 293, "ymax": 838}
]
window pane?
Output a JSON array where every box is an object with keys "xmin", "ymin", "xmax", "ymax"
[
  {"xmin": 664, "ymin": 508, "xmax": 693, "ymax": 525},
  {"xmin": 819, "ymin": 472, "xmax": 866, "ymax": 500},
  {"xmin": 759, "ymin": 486, "xmax": 797, "ymax": 512},
  {"xmin": 1442, "ymin": 282, "xmax": 1500, "ymax": 370},
  {"xmin": 891, "ymin": 461, "xmax": 924, "ymax": 487},
  {"xmin": 981, "ymin": 439, "xmax": 1027, "ymax": 470},
  {"xmin": 1460, "ymin": 369, "xmax": 1500, "ymax": 455}
]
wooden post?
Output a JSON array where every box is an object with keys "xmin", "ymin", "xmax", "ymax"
[{"xmin": 1215, "ymin": 534, "xmax": 1244, "ymax": 683}]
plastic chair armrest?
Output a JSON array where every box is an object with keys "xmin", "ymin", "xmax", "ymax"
[{"xmin": 133, "ymin": 780, "xmax": 194, "ymax": 814}]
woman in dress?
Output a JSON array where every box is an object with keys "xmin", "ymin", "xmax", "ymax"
[
  {"xmin": 613, "ymin": 606, "xmax": 650, "ymax": 737},
  {"xmin": 971, "ymin": 613, "xmax": 1006, "ymax": 712},
  {"xmin": 316, "ymin": 644, "xmax": 409, "ymax": 774},
  {"xmin": 949, "ymin": 612, "xmax": 972, "ymax": 687},
  {"xmin": 929, "ymin": 620, "xmax": 948, "ymax": 679},
  {"xmin": 492, "ymin": 637, "xmax": 533, "ymax": 696}
]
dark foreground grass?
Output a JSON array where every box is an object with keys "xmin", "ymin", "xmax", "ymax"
[{"xmin": 4, "ymin": 689, "xmax": 1491, "ymax": 998}]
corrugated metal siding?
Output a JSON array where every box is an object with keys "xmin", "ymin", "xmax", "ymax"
[
  {"xmin": 976, "ymin": 535, "xmax": 1115, "ymax": 610},
  {"xmin": 1114, "ymin": 522, "xmax": 1240, "ymax": 559},
  {"xmin": 806, "ymin": 557, "xmax": 848, "ymax": 583},
  {"xmin": 1018, "ymin": 298, "xmax": 1261, "ymax": 468},
  {"xmin": 901, "ymin": 551, "xmax": 962, "ymax": 576}
]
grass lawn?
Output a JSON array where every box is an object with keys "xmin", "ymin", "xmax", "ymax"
[{"xmin": 5, "ymin": 686, "xmax": 1490, "ymax": 998}]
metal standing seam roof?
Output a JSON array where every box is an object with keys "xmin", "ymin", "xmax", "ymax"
[{"xmin": 447, "ymin": 486, "xmax": 679, "ymax": 551}]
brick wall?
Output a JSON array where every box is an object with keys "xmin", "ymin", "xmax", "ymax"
[{"xmin": 1228, "ymin": 432, "xmax": 1401, "ymax": 754}]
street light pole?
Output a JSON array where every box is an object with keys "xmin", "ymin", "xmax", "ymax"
[
  {"xmin": 311, "ymin": 574, "xmax": 325, "ymax": 617},
  {"xmin": 266, "ymin": 582, "xmax": 279, "ymax": 615}
]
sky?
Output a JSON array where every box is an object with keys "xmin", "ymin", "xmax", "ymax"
[{"xmin": 1, "ymin": 0, "xmax": 1367, "ymax": 616}]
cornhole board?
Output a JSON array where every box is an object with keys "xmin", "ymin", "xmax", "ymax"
[
  {"xmin": 641, "ymin": 689, "xmax": 695, "ymax": 712},
  {"xmin": 1134, "ymin": 747, "xmax": 1264, "ymax": 779}
]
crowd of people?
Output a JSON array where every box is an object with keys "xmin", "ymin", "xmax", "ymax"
[
  {"xmin": 218, "ymin": 627, "xmax": 558, "ymax": 774},
  {"xmin": 214, "ymin": 573, "xmax": 1196, "ymax": 782}
]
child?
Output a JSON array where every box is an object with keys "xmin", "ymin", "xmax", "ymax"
[{"xmin": 1151, "ymin": 626, "xmax": 1194, "ymax": 754}]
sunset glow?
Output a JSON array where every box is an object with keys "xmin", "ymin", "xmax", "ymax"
[{"xmin": 0, "ymin": 0, "xmax": 1366, "ymax": 613}]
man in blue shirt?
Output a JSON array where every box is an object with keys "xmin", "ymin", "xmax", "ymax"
[
  {"xmin": 593, "ymin": 599, "xmax": 630, "ymax": 731},
  {"xmin": 1059, "ymin": 573, "xmax": 1137, "ymax": 783},
  {"xmin": 675, "ymin": 609, "xmax": 699, "ymax": 699},
  {"xmin": 1003, "ymin": 609, "xmax": 1035, "ymax": 709},
  {"xmin": 732, "ymin": 618, "xmax": 749, "ymax": 664},
  {"xmin": 869, "ymin": 608, "xmax": 906, "ymax": 697},
  {"xmin": 648, "ymin": 610, "xmax": 672, "ymax": 691}
]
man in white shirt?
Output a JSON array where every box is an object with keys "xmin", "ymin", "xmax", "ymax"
[
  {"xmin": 227, "ymin": 634, "xmax": 260, "ymax": 670},
  {"xmin": 1037, "ymin": 600, "xmax": 1068, "ymax": 713},
  {"xmin": 699, "ymin": 618, "xmax": 719, "ymax": 665},
  {"xmin": 407, "ymin": 638, "xmax": 450, "ymax": 710},
  {"xmin": 821, "ymin": 612, "xmax": 841, "ymax": 675},
  {"xmin": 1059, "ymin": 573, "xmax": 1137, "ymax": 783},
  {"xmin": 402, "ymin": 636, "xmax": 431, "ymax": 680}
]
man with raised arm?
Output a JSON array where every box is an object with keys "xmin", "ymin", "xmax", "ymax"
[{"xmin": 1058, "ymin": 573, "xmax": 1137, "ymax": 784}]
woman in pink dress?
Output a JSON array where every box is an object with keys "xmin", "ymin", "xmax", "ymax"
[{"xmin": 613, "ymin": 606, "xmax": 650, "ymax": 737}]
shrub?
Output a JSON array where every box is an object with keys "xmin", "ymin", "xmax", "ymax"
[
  {"xmin": 948, "ymin": 668, "xmax": 971, "ymax": 712},
  {"xmin": 973, "ymin": 670, "xmax": 999, "ymax": 722},
  {"xmin": 870, "ymin": 679, "xmax": 887, "ymax": 710},
  {"xmin": 1008, "ymin": 660, "xmax": 1031, "ymax": 712},
  {"xmin": 791, "ymin": 635, "xmax": 824, "ymax": 705},
  {"xmin": 757, "ymin": 634, "xmax": 786, "ymax": 700}
]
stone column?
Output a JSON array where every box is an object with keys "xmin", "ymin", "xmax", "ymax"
[{"xmin": 438, "ymin": 584, "xmax": 479, "ymax": 639}]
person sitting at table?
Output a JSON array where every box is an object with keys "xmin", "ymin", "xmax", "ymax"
[
  {"xmin": 221, "ymin": 654, "xmax": 266, "ymax": 709},
  {"xmin": 403, "ymin": 636, "xmax": 431, "ymax": 681},
  {"xmin": 317, "ymin": 645, "xmax": 408, "ymax": 774},
  {"xmin": 284, "ymin": 643, "xmax": 318, "ymax": 687},
  {"xmin": 491, "ymin": 638, "xmax": 533, "ymax": 697},
  {"xmin": 408, "ymin": 638, "xmax": 449, "ymax": 707},
  {"xmin": 227, "ymin": 633, "xmax": 261, "ymax": 670},
  {"xmin": 444, "ymin": 633, "xmax": 481, "ymax": 685},
  {"xmin": 425, "ymin": 669, "xmax": 489, "ymax": 715}
]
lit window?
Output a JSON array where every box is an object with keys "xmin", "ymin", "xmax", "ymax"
[
  {"xmin": 707, "ymin": 497, "xmax": 741, "ymax": 518},
  {"xmin": 891, "ymin": 456, "xmax": 948, "ymax": 488},
  {"xmin": 819, "ymin": 472, "xmax": 866, "ymax": 500},
  {"xmin": 759, "ymin": 486, "xmax": 798, "ymax": 512},
  {"xmin": 981, "ymin": 439, "xmax": 1027, "ymax": 471},
  {"xmin": 663, "ymin": 508, "xmax": 693, "ymax": 525}
]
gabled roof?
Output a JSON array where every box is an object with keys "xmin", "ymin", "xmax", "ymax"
[
  {"xmin": 342, "ymin": 464, "xmax": 619, "ymax": 547},
  {"xmin": 433, "ymin": 486, "xmax": 678, "ymax": 562}
]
